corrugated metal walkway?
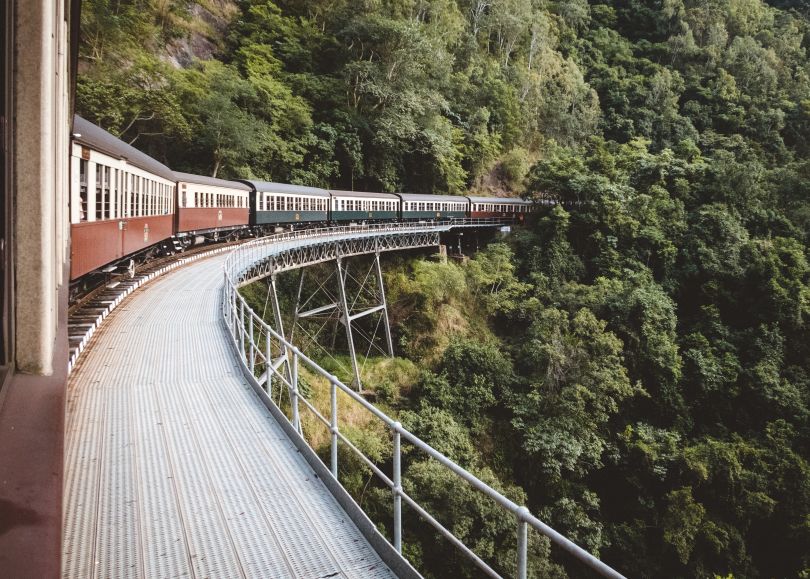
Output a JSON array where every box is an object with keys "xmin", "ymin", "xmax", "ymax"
[{"xmin": 63, "ymin": 254, "xmax": 396, "ymax": 579}]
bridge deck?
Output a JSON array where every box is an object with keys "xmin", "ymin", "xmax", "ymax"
[{"xmin": 63, "ymin": 254, "xmax": 396, "ymax": 579}]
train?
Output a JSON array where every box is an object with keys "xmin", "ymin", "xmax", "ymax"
[{"xmin": 70, "ymin": 115, "xmax": 535, "ymax": 291}]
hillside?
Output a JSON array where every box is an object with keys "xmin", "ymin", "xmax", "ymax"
[{"xmin": 78, "ymin": 1, "xmax": 810, "ymax": 577}]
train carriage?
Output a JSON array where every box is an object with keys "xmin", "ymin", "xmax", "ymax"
[
  {"xmin": 329, "ymin": 190, "xmax": 399, "ymax": 222},
  {"xmin": 467, "ymin": 196, "xmax": 533, "ymax": 222},
  {"xmin": 242, "ymin": 181, "xmax": 330, "ymax": 228},
  {"xmin": 399, "ymin": 193, "xmax": 468, "ymax": 221},
  {"xmin": 70, "ymin": 116, "xmax": 176, "ymax": 279},
  {"xmin": 175, "ymin": 172, "xmax": 250, "ymax": 240}
]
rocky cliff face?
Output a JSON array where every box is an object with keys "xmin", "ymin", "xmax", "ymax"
[{"xmin": 164, "ymin": 1, "xmax": 238, "ymax": 68}]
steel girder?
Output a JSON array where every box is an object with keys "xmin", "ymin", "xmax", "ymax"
[{"xmin": 236, "ymin": 230, "xmax": 440, "ymax": 287}]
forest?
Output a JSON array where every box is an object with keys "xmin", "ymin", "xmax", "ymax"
[{"xmin": 77, "ymin": 0, "xmax": 810, "ymax": 577}]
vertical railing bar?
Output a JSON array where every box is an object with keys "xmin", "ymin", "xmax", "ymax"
[
  {"xmin": 517, "ymin": 507, "xmax": 529, "ymax": 579},
  {"xmin": 291, "ymin": 351, "xmax": 300, "ymax": 434},
  {"xmin": 239, "ymin": 298, "xmax": 246, "ymax": 359},
  {"xmin": 330, "ymin": 378, "xmax": 338, "ymax": 479},
  {"xmin": 266, "ymin": 331, "xmax": 273, "ymax": 397},
  {"xmin": 249, "ymin": 312, "xmax": 255, "ymax": 373},
  {"xmin": 393, "ymin": 422, "xmax": 402, "ymax": 554}
]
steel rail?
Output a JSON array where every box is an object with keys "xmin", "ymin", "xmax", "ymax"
[{"xmin": 221, "ymin": 221, "xmax": 626, "ymax": 579}]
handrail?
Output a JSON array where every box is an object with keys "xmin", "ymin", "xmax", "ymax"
[{"xmin": 220, "ymin": 221, "xmax": 626, "ymax": 579}]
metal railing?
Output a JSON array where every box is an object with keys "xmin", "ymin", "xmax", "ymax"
[{"xmin": 221, "ymin": 222, "xmax": 626, "ymax": 579}]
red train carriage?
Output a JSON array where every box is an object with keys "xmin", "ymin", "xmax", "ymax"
[
  {"xmin": 174, "ymin": 172, "xmax": 250, "ymax": 242},
  {"xmin": 467, "ymin": 196, "xmax": 534, "ymax": 222},
  {"xmin": 70, "ymin": 116, "xmax": 176, "ymax": 279}
]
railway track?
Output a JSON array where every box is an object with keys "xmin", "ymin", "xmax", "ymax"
[{"xmin": 67, "ymin": 239, "xmax": 248, "ymax": 372}]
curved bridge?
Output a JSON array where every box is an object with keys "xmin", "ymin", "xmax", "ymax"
[{"xmin": 64, "ymin": 222, "xmax": 624, "ymax": 579}]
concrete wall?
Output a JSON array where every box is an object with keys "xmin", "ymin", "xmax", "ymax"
[{"xmin": 13, "ymin": 0, "xmax": 71, "ymax": 374}]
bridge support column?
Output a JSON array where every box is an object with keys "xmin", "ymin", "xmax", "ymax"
[
  {"xmin": 335, "ymin": 257, "xmax": 362, "ymax": 390},
  {"xmin": 374, "ymin": 252, "xmax": 394, "ymax": 358},
  {"xmin": 268, "ymin": 273, "xmax": 294, "ymax": 390},
  {"xmin": 332, "ymin": 252, "xmax": 395, "ymax": 391}
]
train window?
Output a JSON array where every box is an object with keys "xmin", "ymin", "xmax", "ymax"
[
  {"xmin": 78, "ymin": 159, "xmax": 88, "ymax": 221},
  {"xmin": 133, "ymin": 176, "xmax": 138, "ymax": 216},
  {"xmin": 102, "ymin": 166, "xmax": 109, "ymax": 219},
  {"xmin": 110, "ymin": 169, "xmax": 116, "ymax": 218},
  {"xmin": 94, "ymin": 165, "xmax": 102, "ymax": 220}
]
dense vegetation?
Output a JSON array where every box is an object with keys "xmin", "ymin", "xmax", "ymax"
[{"xmin": 80, "ymin": 0, "xmax": 810, "ymax": 576}]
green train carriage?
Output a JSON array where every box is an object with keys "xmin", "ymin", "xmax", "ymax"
[{"xmin": 329, "ymin": 190, "xmax": 400, "ymax": 222}]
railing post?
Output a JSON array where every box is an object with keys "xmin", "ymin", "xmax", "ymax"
[
  {"xmin": 239, "ymin": 299, "xmax": 246, "ymax": 358},
  {"xmin": 393, "ymin": 422, "xmax": 402, "ymax": 553},
  {"xmin": 291, "ymin": 351, "xmax": 300, "ymax": 433},
  {"xmin": 265, "ymin": 332, "xmax": 273, "ymax": 397},
  {"xmin": 231, "ymin": 290, "xmax": 237, "ymax": 336},
  {"xmin": 517, "ymin": 506, "xmax": 529, "ymax": 579},
  {"xmin": 330, "ymin": 378, "xmax": 338, "ymax": 478},
  {"xmin": 249, "ymin": 313, "xmax": 255, "ymax": 373}
]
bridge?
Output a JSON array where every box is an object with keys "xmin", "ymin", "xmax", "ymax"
[{"xmin": 64, "ymin": 222, "xmax": 624, "ymax": 579}]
